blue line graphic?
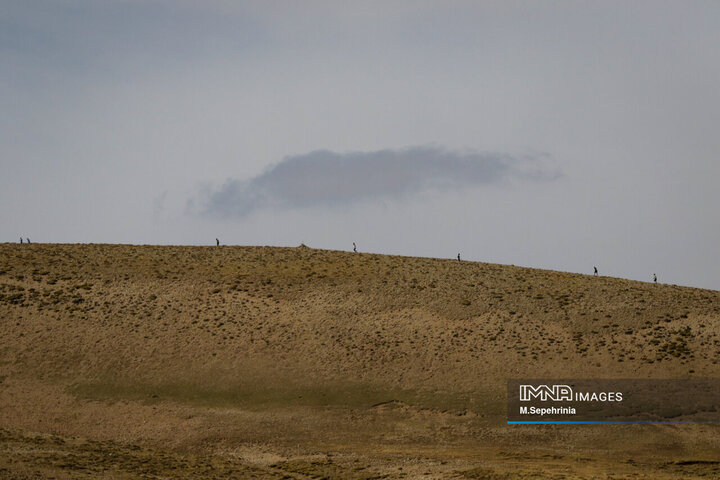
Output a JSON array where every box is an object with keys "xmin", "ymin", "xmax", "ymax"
[{"xmin": 507, "ymin": 421, "xmax": 715, "ymax": 424}]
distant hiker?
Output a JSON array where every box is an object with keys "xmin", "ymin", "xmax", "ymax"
[
  {"xmin": 593, "ymin": 266, "xmax": 598, "ymax": 276},
  {"xmin": 353, "ymin": 242, "xmax": 357, "ymax": 253},
  {"xmin": 653, "ymin": 273, "xmax": 657, "ymax": 284},
  {"xmin": 457, "ymin": 253, "xmax": 461, "ymax": 262},
  {"xmin": 19, "ymin": 237, "xmax": 23, "ymax": 244},
  {"xmin": 216, "ymin": 238, "xmax": 220, "ymax": 247},
  {"xmin": 26, "ymin": 238, "xmax": 30, "ymax": 244}
]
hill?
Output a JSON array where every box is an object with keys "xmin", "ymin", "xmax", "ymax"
[{"xmin": 1, "ymin": 243, "xmax": 719, "ymax": 479}]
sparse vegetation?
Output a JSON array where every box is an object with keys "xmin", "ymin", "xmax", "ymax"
[{"xmin": 0, "ymin": 243, "xmax": 718, "ymax": 479}]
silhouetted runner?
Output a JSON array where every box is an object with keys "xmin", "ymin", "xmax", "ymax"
[
  {"xmin": 26, "ymin": 238, "xmax": 30, "ymax": 244},
  {"xmin": 216, "ymin": 238, "xmax": 219, "ymax": 247},
  {"xmin": 594, "ymin": 266, "xmax": 598, "ymax": 276},
  {"xmin": 19, "ymin": 237, "xmax": 23, "ymax": 244},
  {"xmin": 457, "ymin": 253, "xmax": 461, "ymax": 262},
  {"xmin": 653, "ymin": 273, "xmax": 657, "ymax": 284},
  {"xmin": 353, "ymin": 242, "xmax": 357, "ymax": 253}
]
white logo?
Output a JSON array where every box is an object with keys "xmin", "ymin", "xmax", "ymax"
[{"xmin": 519, "ymin": 384, "xmax": 573, "ymax": 402}]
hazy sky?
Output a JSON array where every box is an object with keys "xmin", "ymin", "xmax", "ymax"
[{"xmin": 2, "ymin": 1, "xmax": 719, "ymax": 290}]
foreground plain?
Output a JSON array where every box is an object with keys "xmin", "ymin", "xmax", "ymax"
[{"xmin": 1, "ymin": 243, "xmax": 719, "ymax": 479}]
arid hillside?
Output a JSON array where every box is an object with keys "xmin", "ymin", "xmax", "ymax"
[{"xmin": 1, "ymin": 243, "xmax": 719, "ymax": 479}]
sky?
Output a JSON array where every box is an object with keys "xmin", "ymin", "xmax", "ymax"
[{"xmin": 2, "ymin": 0, "xmax": 719, "ymax": 290}]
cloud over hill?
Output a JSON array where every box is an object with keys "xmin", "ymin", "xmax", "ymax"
[{"xmin": 202, "ymin": 146, "xmax": 559, "ymax": 216}]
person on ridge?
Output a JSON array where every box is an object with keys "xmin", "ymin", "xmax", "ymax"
[
  {"xmin": 593, "ymin": 266, "xmax": 598, "ymax": 276},
  {"xmin": 457, "ymin": 253, "xmax": 461, "ymax": 262},
  {"xmin": 653, "ymin": 273, "xmax": 657, "ymax": 284},
  {"xmin": 353, "ymin": 242, "xmax": 357, "ymax": 253},
  {"xmin": 216, "ymin": 238, "xmax": 220, "ymax": 247}
]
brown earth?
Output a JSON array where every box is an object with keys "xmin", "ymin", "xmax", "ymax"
[{"xmin": 1, "ymin": 243, "xmax": 719, "ymax": 479}]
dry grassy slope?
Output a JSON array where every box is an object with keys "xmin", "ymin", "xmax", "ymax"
[{"xmin": 1, "ymin": 243, "xmax": 719, "ymax": 411}]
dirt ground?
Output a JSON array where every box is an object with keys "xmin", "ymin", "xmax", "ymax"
[{"xmin": 1, "ymin": 243, "xmax": 719, "ymax": 479}]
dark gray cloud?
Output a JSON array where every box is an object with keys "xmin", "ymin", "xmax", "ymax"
[{"xmin": 202, "ymin": 147, "xmax": 559, "ymax": 216}]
